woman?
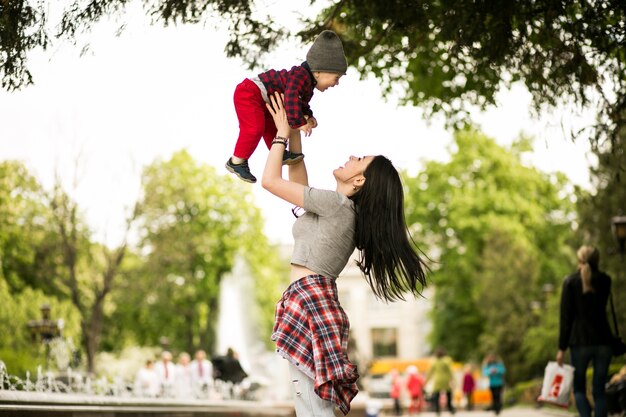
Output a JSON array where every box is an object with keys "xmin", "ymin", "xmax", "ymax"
[
  {"xmin": 482, "ymin": 353, "xmax": 505, "ymax": 415},
  {"xmin": 557, "ymin": 245, "xmax": 614, "ymax": 417},
  {"xmin": 426, "ymin": 347, "xmax": 455, "ymax": 415},
  {"xmin": 262, "ymin": 92, "xmax": 428, "ymax": 416}
]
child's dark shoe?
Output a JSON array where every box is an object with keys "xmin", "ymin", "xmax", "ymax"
[
  {"xmin": 282, "ymin": 151, "xmax": 304, "ymax": 166},
  {"xmin": 225, "ymin": 158, "xmax": 257, "ymax": 183}
]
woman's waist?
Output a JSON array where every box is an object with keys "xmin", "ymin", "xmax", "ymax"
[{"xmin": 290, "ymin": 264, "xmax": 322, "ymax": 282}]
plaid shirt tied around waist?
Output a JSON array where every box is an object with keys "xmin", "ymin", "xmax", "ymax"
[{"xmin": 272, "ymin": 274, "xmax": 359, "ymax": 415}]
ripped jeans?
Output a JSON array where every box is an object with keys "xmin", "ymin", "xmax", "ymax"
[{"xmin": 289, "ymin": 362, "xmax": 335, "ymax": 417}]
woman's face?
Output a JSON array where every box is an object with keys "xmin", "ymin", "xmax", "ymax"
[{"xmin": 333, "ymin": 155, "xmax": 375, "ymax": 182}]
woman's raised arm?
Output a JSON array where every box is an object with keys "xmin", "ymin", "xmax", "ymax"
[{"xmin": 261, "ymin": 92, "xmax": 306, "ymax": 208}]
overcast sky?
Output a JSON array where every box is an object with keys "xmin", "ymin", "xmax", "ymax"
[{"xmin": 0, "ymin": 1, "xmax": 595, "ymax": 247}]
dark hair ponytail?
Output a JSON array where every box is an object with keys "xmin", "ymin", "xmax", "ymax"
[{"xmin": 351, "ymin": 156, "xmax": 428, "ymax": 301}]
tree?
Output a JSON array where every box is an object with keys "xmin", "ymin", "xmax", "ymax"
[
  {"xmin": 0, "ymin": 276, "xmax": 81, "ymax": 376},
  {"xmin": 3, "ymin": 1, "xmax": 625, "ymax": 164},
  {"xmin": 0, "ymin": 160, "xmax": 54, "ymax": 294},
  {"xmin": 300, "ymin": 1, "xmax": 625, "ymax": 166},
  {"xmin": 477, "ymin": 225, "xmax": 546, "ymax": 380},
  {"xmin": 403, "ymin": 129, "xmax": 575, "ymax": 382},
  {"xmin": 577, "ymin": 135, "xmax": 626, "ymax": 336},
  {"xmin": 0, "ymin": 0, "xmax": 283, "ymax": 90},
  {"xmin": 46, "ymin": 181, "xmax": 134, "ymax": 373},
  {"xmin": 0, "ymin": 0, "xmax": 48, "ymax": 90},
  {"xmin": 0, "ymin": 160, "xmax": 83, "ymax": 375},
  {"xmin": 105, "ymin": 150, "xmax": 286, "ymax": 354}
]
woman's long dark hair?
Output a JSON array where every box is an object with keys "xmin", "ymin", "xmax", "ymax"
[{"xmin": 350, "ymin": 155, "xmax": 428, "ymax": 301}]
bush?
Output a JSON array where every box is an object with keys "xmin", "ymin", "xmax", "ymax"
[
  {"xmin": 0, "ymin": 348, "xmax": 41, "ymax": 382},
  {"xmin": 505, "ymin": 378, "xmax": 542, "ymax": 406}
]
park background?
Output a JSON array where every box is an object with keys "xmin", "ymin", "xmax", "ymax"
[{"xmin": 1, "ymin": 0, "xmax": 625, "ymax": 410}]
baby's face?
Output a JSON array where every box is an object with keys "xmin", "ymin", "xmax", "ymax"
[{"xmin": 314, "ymin": 72, "xmax": 342, "ymax": 91}]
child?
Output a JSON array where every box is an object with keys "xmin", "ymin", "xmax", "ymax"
[
  {"xmin": 226, "ymin": 30, "xmax": 347, "ymax": 183},
  {"xmin": 389, "ymin": 368, "xmax": 403, "ymax": 416},
  {"xmin": 462, "ymin": 364, "xmax": 476, "ymax": 411},
  {"xmin": 406, "ymin": 365, "xmax": 425, "ymax": 414}
]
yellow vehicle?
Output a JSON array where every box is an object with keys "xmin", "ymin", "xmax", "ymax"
[{"xmin": 364, "ymin": 357, "xmax": 492, "ymax": 408}]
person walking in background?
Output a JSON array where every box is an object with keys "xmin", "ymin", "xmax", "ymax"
[
  {"xmin": 426, "ymin": 347, "xmax": 455, "ymax": 415},
  {"xmin": 482, "ymin": 353, "xmax": 505, "ymax": 415},
  {"xmin": 175, "ymin": 352, "xmax": 194, "ymax": 398},
  {"xmin": 154, "ymin": 351, "xmax": 176, "ymax": 397},
  {"xmin": 218, "ymin": 347, "xmax": 248, "ymax": 385},
  {"xmin": 190, "ymin": 349, "xmax": 213, "ymax": 398},
  {"xmin": 213, "ymin": 347, "xmax": 249, "ymax": 399},
  {"xmin": 406, "ymin": 365, "xmax": 425, "ymax": 415},
  {"xmin": 557, "ymin": 245, "xmax": 614, "ymax": 417},
  {"xmin": 462, "ymin": 364, "xmax": 476, "ymax": 411},
  {"xmin": 389, "ymin": 368, "xmax": 403, "ymax": 415},
  {"xmin": 133, "ymin": 359, "xmax": 159, "ymax": 397}
]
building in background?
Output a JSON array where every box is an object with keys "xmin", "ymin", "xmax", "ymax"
[{"xmin": 336, "ymin": 252, "xmax": 434, "ymax": 370}]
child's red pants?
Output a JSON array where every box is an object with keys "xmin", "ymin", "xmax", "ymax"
[{"xmin": 232, "ymin": 78, "xmax": 277, "ymax": 160}]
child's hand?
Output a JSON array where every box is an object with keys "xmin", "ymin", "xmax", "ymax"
[
  {"xmin": 298, "ymin": 124, "xmax": 313, "ymax": 137},
  {"xmin": 306, "ymin": 116, "xmax": 318, "ymax": 129}
]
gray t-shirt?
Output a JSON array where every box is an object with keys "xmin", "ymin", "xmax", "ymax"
[{"xmin": 291, "ymin": 187, "xmax": 356, "ymax": 279}]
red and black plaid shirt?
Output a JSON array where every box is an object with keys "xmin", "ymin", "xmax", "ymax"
[
  {"xmin": 272, "ymin": 274, "xmax": 359, "ymax": 415},
  {"xmin": 258, "ymin": 62, "xmax": 315, "ymax": 129}
]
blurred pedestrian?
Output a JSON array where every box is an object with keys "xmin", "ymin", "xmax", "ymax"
[
  {"xmin": 406, "ymin": 365, "xmax": 425, "ymax": 415},
  {"xmin": 213, "ymin": 347, "xmax": 248, "ymax": 399},
  {"xmin": 482, "ymin": 353, "xmax": 505, "ymax": 415},
  {"xmin": 154, "ymin": 351, "xmax": 176, "ymax": 397},
  {"xmin": 175, "ymin": 352, "xmax": 193, "ymax": 398},
  {"xmin": 606, "ymin": 364, "xmax": 626, "ymax": 415},
  {"xmin": 190, "ymin": 349, "xmax": 213, "ymax": 397},
  {"xmin": 426, "ymin": 347, "xmax": 455, "ymax": 415},
  {"xmin": 133, "ymin": 359, "xmax": 159, "ymax": 397},
  {"xmin": 462, "ymin": 364, "xmax": 476, "ymax": 411},
  {"xmin": 219, "ymin": 347, "xmax": 248, "ymax": 384},
  {"xmin": 557, "ymin": 245, "xmax": 614, "ymax": 417},
  {"xmin": 389, "ymin": 368, "xmax": 403, "ymax": 415}
]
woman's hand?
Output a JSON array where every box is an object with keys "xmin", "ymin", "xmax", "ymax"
[
  {"xmin": 266, "ymin": 92, "xmax": 291, "ymax": 137},
  {"xmin": 556, "ymin": 350, "xmax": 565, "ymax": 366}
]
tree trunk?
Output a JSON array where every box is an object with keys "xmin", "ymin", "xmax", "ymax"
[
  {"xmin": 84, "ymin": 293, "xmax": 106, "ymax": 373},
  {"xmin": 206, "ymin": 293, "xmax": 219, "ymax": 355},
  {"xmin": 50, "ymin": 186, "xmax": 131, "ymax": 374}
]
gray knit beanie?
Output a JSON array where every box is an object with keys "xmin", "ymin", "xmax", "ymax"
[{"xmin": 306, "ymin": 30, "xmax": 348, "ymax": 75}]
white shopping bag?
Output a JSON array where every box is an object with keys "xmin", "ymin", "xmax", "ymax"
[{"xmin": 537, "ymin": 361, "xmax": 575, "ymax": 408}]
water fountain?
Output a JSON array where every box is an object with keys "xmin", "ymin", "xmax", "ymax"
[
  {"xmin": 0, "ymin": 357, "xmax": 294, "ymax": 417},
  {"xmin": 215, "ymin": 257, "xmax": 292, "ymax": 402},
  {"xmin": 0, "ymin": 259, "xmax": 295, "ymax": 416}
]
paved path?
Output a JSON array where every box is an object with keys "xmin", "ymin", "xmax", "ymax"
[{"xmin": 380, "ymin": 408, "xmax": 575, "ymax": 417}]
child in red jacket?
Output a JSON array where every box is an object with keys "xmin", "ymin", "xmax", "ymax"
[
  {"xmin": 390, "ymin": 368, "xmax": 403, "ymax": 416},
  {"xmin": 406, "ymin": 365, "xmax": 426, "ymax": 414}
]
